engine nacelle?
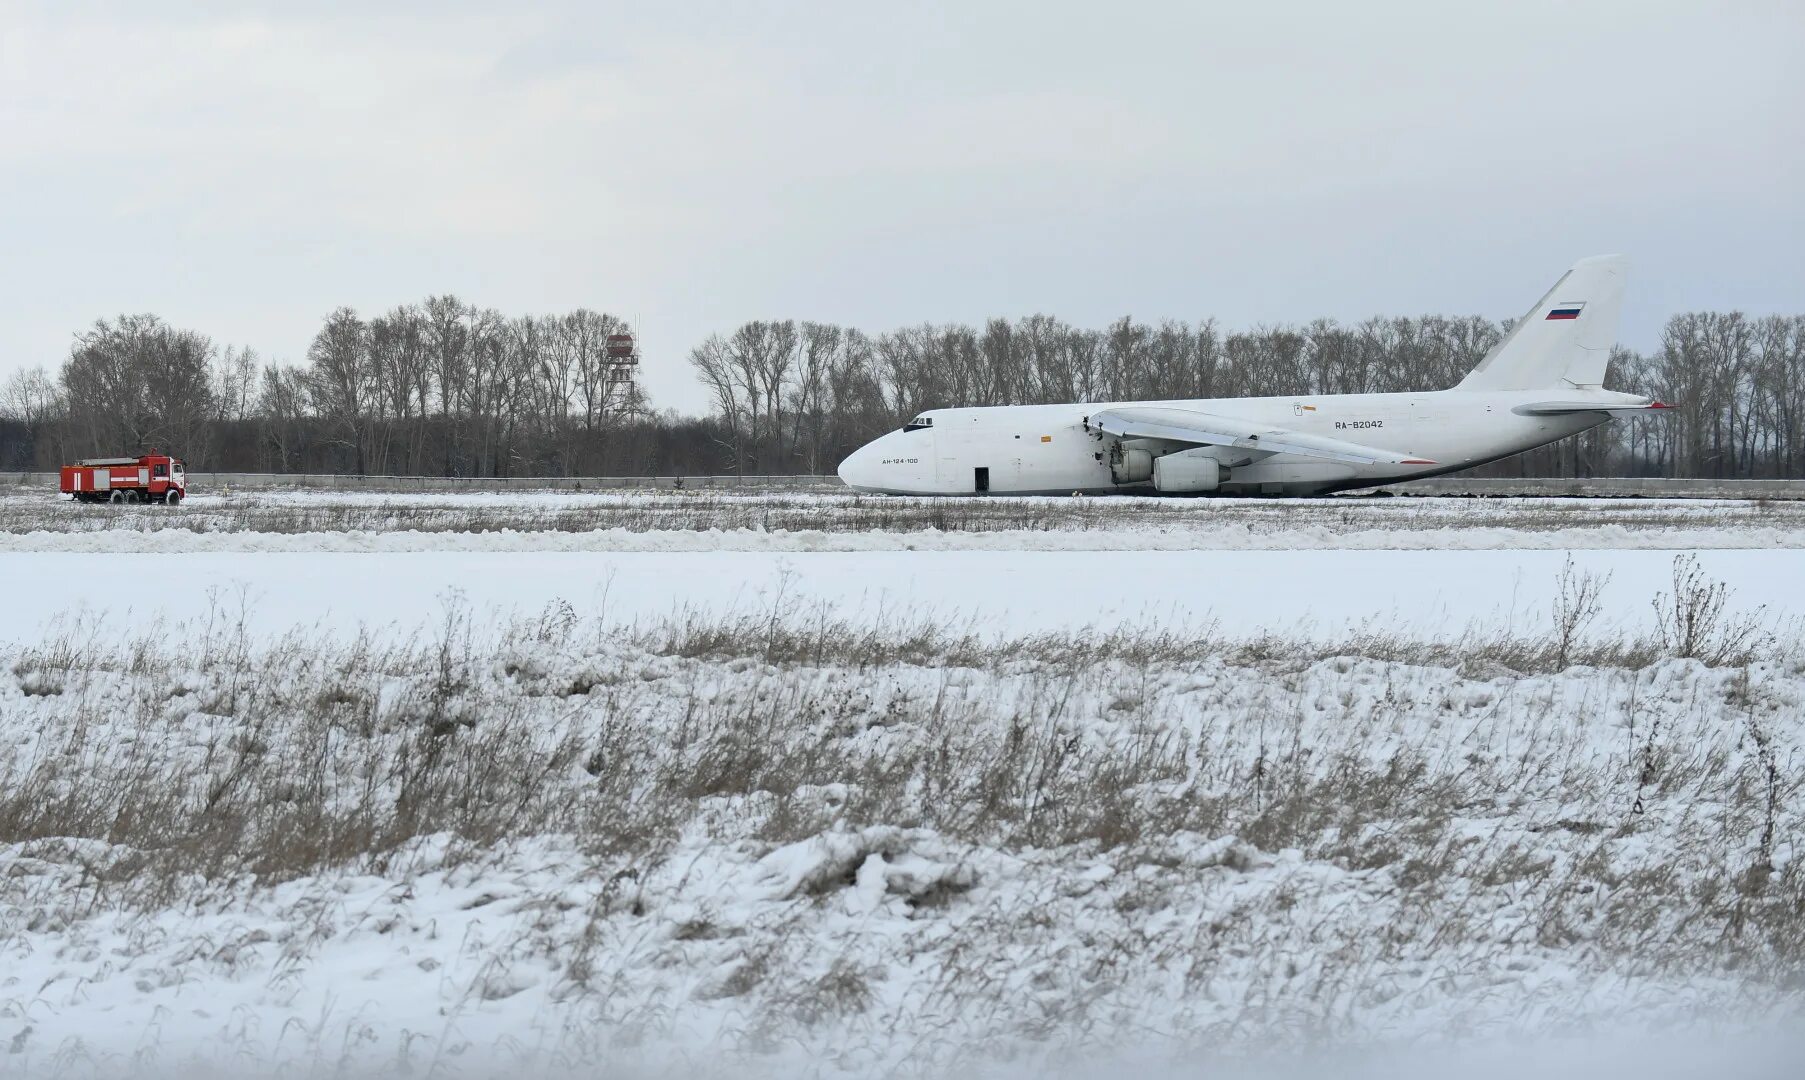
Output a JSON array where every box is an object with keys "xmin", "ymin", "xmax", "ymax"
[
  {"xmin": 1152, "ymin": 449, "xmax": 1224, "ymax": 493},
  {"xmin": 1112, "ymin": 446, "xmax": 1153, "ymax": 484}
]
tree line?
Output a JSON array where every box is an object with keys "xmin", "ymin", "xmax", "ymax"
[
  {"xmin": 3, "ymin": 304, "xmax": 1802, "ymax": 479},
  {"xmin": 688, "ymin": 311, "xmax": 1805, "ymax": 479},
  {"xmin": 1, "ymin": 300, "xmax": 692, "ymax": 478}
]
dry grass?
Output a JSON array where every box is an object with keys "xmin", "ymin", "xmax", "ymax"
[
  {"xmin": 645, "ymin": 555, "xmax": 1779, "ymax": 675},
  {"xmin": 1, "ymin": 558, "xmax": 1800, "ymax": 1070},
  {"xmin": 4, "ymin": 572, "xmax": 1800, "ymax": 940}
]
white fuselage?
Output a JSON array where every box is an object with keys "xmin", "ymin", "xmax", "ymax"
[{"xmin": 838, "ymin": 389, "xmax": 1622, "ymax": 497}]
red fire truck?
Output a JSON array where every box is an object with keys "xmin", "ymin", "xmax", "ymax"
[{"xmin": 61, "ymin": 453, "xmax": 188, "ymax": 505}]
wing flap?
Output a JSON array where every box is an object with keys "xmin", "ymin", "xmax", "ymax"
[{"xmin": 1090, "ymin": 407, "xmax": 1436, "ymax": 467}]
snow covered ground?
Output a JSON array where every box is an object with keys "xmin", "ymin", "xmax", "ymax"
[
  {"xmin": 2, "ymin": 548, "xmax": 1801, "ymax": 647},
  {"xmin": 2, "ymin": 617, "xmax": 1801, "ymax": 1077},
  {"xmin": 5, "ymin": 488, "xmax": 1805, "ymax": 552},
  {"xmin": 0, "ymin": 489, "xmax": 1801, "ymax": 1076},
  {"xmin": 1, "ymin": 488, "xmax": 1800, "ymax": 645}
]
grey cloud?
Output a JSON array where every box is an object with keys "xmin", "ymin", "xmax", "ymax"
[{"xmin": 0, "ymin": 1, "xmax": 1799, "ymax": 414}]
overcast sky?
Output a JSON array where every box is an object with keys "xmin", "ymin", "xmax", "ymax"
[{"xmin": 2, "ymin": 1, "xmax": 1800, "ymax": 413}]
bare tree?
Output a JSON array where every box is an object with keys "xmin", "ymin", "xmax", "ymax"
[
  {"xmin": 689, "ymin": 333, "xmax": 748, "ymax": 472},
  {"xmin": 727, "ymin": 321, "xmax": 798, "ymax": 471},
  {"xmin": 788, "ymin": 322, "xmax": 841, "ymax": 474},
  {"xmin": 61, "ymin": 314, "xmax": 217, "ymax": 461},
  {"xmin": 371, "ymin": 306, "xmax": 428, "ymax": 475},
  {"xmin": 306, "ymin": 307, "xmax": 373, "ymax": 473},
  {"xmin": 257, "ymin": 363, "xmax": 311, "ymax": 472},
  {"xmin": 213, "ymin": 346, "xmax": 261, "ymax": 424},
  {"xmin": 0, "ymin": 366, "xmax": 64, "ymax": 467}
]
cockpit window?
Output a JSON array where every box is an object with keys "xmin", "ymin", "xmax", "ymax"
[{"xmin": 903, "ymin": 415, "xmax": 933, "ymax": 432}]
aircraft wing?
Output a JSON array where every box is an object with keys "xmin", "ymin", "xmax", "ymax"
[{"xmin": 1088, "ymin": 406, "xmax": 1437, "ymax": 467}]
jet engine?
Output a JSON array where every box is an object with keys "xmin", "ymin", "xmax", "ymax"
[
  {"xmin": 1110, "ymin": 445, "xmax": 1154, "ymax": 484},
  {"xmin": 1152, "ymin": 448, "xmax": 1224, "ymax": 493}
]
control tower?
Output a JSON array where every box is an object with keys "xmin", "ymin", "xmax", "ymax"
[{"xmin": 602, "ymin": 330, "xmax": 642, "ymax": 415}]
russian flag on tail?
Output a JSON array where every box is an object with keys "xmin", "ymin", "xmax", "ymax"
[{"xmin": 1546, "ymin": 303, "xmax": 1585, "ymax": 320}]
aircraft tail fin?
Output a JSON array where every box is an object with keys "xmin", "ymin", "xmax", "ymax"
[{"xmin": 1456, "ymin": 255, "xmax": 1627, "ymax": 392}]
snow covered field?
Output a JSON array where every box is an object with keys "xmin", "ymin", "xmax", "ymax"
[
  {"xmin": 1, "ymin": 488, "xmax": 1800, "ymax": 645},
  {"xmin": 5, "ymin": 488, "xmax": 1805, "ymax": 552},
  {"xmin": 4, "ymin": 548, "xmax": 1802, "ymax": 647},
  {"xmin": 1, "ymin": 489, "xmax": 1801, "ymax": 1077}
]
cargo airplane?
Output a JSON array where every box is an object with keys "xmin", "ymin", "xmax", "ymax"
[{"xmin": 837, "ymin": 256, "xmax": 1673, "ymax": 496}]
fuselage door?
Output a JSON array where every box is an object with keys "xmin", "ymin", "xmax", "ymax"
[{"xmin": 936, "ymin": 413, "xmax": 980, "ymax": 489}]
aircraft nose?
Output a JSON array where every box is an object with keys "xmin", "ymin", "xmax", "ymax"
[{"xmin": 837, "ymin": 440, "xmax": 881, "ymax": 491}]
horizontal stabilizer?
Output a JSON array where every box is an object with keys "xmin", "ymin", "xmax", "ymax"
[
  {"xmin": 1513, "ymin": 398, "xmax": 1676, "ymax": 416},
  {"xmin": 1090, "ymin": 407, "xmax": 1436, "ymax": 467}
]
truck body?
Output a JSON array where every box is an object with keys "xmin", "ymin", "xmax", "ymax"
[{"xmin": 61, "ymin": 454, "xmax": 188, "ymax": 504}]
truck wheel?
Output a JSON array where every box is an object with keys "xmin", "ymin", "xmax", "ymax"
[
  {"xmin": 164, "ymin": 490, "xmax": 183, "ymax": 506},
  {"xmin": 108, "ymin": 490, "xmax": 125, "ymax": 505}
]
